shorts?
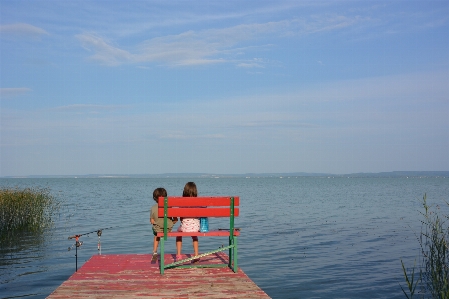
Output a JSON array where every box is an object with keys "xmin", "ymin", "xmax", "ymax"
[{"xmin": 153, "ymin": 226, "xmax": 172, "ymax": 236}]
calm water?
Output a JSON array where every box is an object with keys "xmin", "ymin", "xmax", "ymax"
[{"xmin": 1, "ymin": 176, "xmax": 448, "ymax": 298}]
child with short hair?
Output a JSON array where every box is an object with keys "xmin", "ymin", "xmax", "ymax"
[
  {"xmin": 176, "ymin": 182, "xmax": 200, "ymax": 262},
  {"xmin": 150, "ymin": 187, "xmax": 177, "ymax": 260}
]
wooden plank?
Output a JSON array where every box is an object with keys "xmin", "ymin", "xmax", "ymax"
[
  {"xmin": 158, "ymin": 197, "xmax": 240, "ymax": 207},
  {"xmin": 158, "ymin": 207, "xmax": 240, "ymax": 217},
  {"xmin": 156, "ymin": 230, "xmax": 240, "ymax": 237},
  {"xmin": 47, "ymin": 253, "xmax": 270, "ymax": 299}
]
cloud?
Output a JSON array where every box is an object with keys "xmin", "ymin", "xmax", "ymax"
[
  {"xmin": 78, "ymin": 21, "xmax": 286, "ymax": 66},
  {"xmin": 136, "ymin": 30, "xmax": 224, "ymax": 66},
  {"xmin": 76, "ymin": 34, "xmax": 132, "ymax": 66},
  {"xmin": 77, "ymin": 23, "xmax": 272, "ymax": 66},
  {"xmin": 0, "ymin": 23, "xmax": 49, "ymax": 38},
  {"xmin": 237, "ymin": 58, "xmax": 265, "ymax": 68},
  {"xmin": 306, "ymin": 14, "xmax": 367, "ymax": 33},
  {"xmin": 53, "ymin": 104, "xmax": 127, "ymax": 112},
  {"xmin": 0, "ymin": 88, "xmax": 32, "ymax": 98},
  {"xmin": 76, "ymin": 16, "xmax": 366, "ymax": 67}
]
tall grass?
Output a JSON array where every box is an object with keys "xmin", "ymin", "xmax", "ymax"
[
  {"xmin": 401, "ymin": 194, "xmax": 449, "ymax": 299},
  {"xmin": 0, "ymin": 187, "xmax": 57, "ymax": 242}
]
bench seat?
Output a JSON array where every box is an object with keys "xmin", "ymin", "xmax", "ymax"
[{"xmin": 157, "ymin": 230, "xmax": 240, "ymax": 237}]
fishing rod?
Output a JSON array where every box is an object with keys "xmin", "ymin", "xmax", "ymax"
[{"xmin": 67, "ymin": 226, "xmax": 116, "ymax": 272}]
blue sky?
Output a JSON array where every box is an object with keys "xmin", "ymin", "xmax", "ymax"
[{"xmin": 1, "ymin": 1, "xmax": 448, "ymax": 176}]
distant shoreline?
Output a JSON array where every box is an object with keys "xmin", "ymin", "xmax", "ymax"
[{"xmin": 2, "ymin": 171, "xmax": 448, "ymax": 179}]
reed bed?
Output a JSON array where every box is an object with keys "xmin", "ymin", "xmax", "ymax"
[
  {"xmin": 401, "ymin": 194, "xmax": 449, "ymax": 299},
  {"xmin": 0, "ymin": 187, "xmax": 57, "ymax": 241}
]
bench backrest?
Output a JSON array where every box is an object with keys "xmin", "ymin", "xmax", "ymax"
[
  {"xmin": 158, "ymin": 196, "xmax": 239, "ymax": 240},
  {"xmin": 157, "ymin": 196, "xmax": 240, "ymax": 218}
]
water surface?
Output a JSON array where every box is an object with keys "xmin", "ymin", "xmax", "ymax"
[{"xmin": 1, "ymin": 176, "xmax": 448, "ymax": 298}]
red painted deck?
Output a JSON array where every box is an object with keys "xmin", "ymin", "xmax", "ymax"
[{"xmin": 47, "ymin": 253, "xmax": 270, "ymax": 298}]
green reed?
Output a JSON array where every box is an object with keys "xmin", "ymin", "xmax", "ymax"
[
  {"xmin": 0, "ymin": 187, "xmax": 57, "ymax": 241},
  {"xmin": 401, "ymin": 194, "xmax": 449, "ymax": 299}
]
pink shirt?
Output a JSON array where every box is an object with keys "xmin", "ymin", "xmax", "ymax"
[{"xmin": 177, "ymin": 218, "xmax": 200, "ymax": 232}]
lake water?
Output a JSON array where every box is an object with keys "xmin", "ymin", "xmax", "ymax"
[{"xmin": 1, "ymin": 176, "xmax": 448, "ymax": 298}]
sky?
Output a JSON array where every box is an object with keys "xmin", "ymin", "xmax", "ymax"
[{"xmin": 0, "ymin": 1, "xmax": 448, "ymax": 176}]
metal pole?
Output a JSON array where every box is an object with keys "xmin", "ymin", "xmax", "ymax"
[
  {"xmin": 97, "ymin": 230, "xmax": 102, "ymax": 255},
  {"xmin": 75, "ymin": 242, "xmax": 78, "ymax": 272}
]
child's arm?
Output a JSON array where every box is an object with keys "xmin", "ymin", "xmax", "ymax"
[{"xmin": 150, "ymin": 205, "xmax": 157, "ymax": 225}]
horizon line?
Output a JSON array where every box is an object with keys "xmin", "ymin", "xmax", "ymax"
[{"xmin": 2, "ymin": 170, "xmax": 449, "ymax": 179}]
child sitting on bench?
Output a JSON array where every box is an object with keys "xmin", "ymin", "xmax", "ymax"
[
  {"xmin": 175, "ymin": 182, "xmax": 200, "ymax": 262},
  {"xmin": 150, "ymin": 187, "xmax": 177, "ymax": 260}
]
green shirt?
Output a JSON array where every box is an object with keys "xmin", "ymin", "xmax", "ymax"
[{"xmin": 151, "ymin": 203, "xmax": 175, "ymax": 232}]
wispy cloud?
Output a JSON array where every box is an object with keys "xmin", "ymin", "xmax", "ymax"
[
  {"xmin": 237, "ymin": 58, "xmax": 266, "ymax": 68},
  {"xmin": 69, "ymin": 2, "xmax": 315, "ymax": 38},
  {"xmin": 0, "ymin": 23, "xmax": 49, "ymax": 38},
  {"xmin": 53, "ymin": 104, "xmax": 127, "ymax": 112},
  {"xmin": 140, "ymin": 25, "xmax": 271, "ymax": 66},
  {"xmin": 0, "ymin": 88, "xmax": 32, "ymax": 98},
  {"xmin": 76, "ymin": 34, "xmax": 132, "ymax": 66},
  {"xmin": 76, "ymin": 15, "xmax": 367, "ymax": 67}
]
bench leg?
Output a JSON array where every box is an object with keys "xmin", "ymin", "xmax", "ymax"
[
  {"xmin": 160, "ymin": 237, "xmax": 165, "ymax": 275},
  {"xmin": 228, "ymin": 236, "xmax": 232, "ymax": 269},
  {"xmin": 228, "ymin": 236, "xmax": 238, "ymax": 273},
  {"xmin": 228, "ymin": 236, "xmax": 238, "ymax": 272},
  {"xmin": 233, "ymin": 237, "xmax": 238, "ymax": 272}
]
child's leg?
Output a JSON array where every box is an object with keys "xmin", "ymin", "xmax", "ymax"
[
  {"xmin": 153, "ymin": 236, "xmax": 160, "ymax": 254},
  {"xmin": 192, "ymin": 236, "xmax": 199, "ymax": 256},
  {"xmin": 176, "ymin": 236, "xmax": 182, "ymax": 255}
]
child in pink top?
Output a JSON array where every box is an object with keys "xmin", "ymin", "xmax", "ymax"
[{"xmin": 176, "ymin": 182, "xmax": 200, "ymax": 261}]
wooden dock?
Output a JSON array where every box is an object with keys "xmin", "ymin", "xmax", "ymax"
[{"xmin": 47, "ymin": 252, "xmax": 270, "ymax": 298}]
